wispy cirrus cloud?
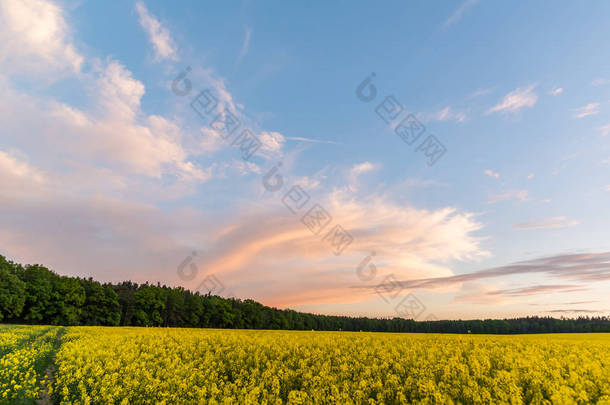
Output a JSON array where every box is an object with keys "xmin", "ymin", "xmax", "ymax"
[
  {"xmin": 349, "ymin": 161, "xmax": 377, "ymax": 178},
  {"xmin": 487, "ymin": 284, "xmax": 586, "ymax": 297},
  {"xmin": 488, "ymin": 189, "xmax": 528, "ymax": 203},
  {"xmin": 487, "ymin": 85, "xmax": 538, "ymax": 114},
  {"xmin": 236, "ymin": 27, "xmax": 252, "ymax": 64},
  {"xmin": 443, "ymin": 0, "xmax": 479, "ymax": 28},
  {"xmin": 597, "ymin": 124, "xmax": 610, "ymax": 137},
  {"xmin": 549, "ymin": 87, "xmax": 563, "ymax": 96},
  {"xmin": 467, "ymin": 87, "xmax": 495, "ymax": 100},
  {"xmin": 546, "ymin": 309, "xmax": 606, "ymax": 314},
  {"xmin": 285, "ymin": 136, "xmax": 340, "ymax": 145},
  {"xmin": 573, "ymin": 102, "xmax": 600, "ymax": 119},
  {"xmin": 430, "ymin": 106, "xmax": 467, "ymax": 123},
  {"xmin": 530, "ymin": 300, "xmax": 598, "ymax": 306},
  {"xmin": 370, "ymin": 251, "xmax": 610, "ymax": 292},
  {"xmin": 348, "ymin": 161, "xmax": 378, "ymax": 191},
  {"xmin": 591, "ymin": 78, "xmax": 609, "ymax": 86},
  {"xmin": 135, "ymin": 1, "xmax": 178, "ymax": 61},
  {"xmin": 455, "ymin": 284, "xmax": 588, "ymax": 305},
  {"xmin": 514, "ymin": 216, "xmax": 579, "ymax": 230}
]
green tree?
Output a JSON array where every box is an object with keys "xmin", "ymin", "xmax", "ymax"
[
  {"xmin": 20, "ymin": 264, "xmax": 56, "ymax": 323},
  {"xmin": 80, "ymin": 278, "xmax": 121, "ymax": 325},
  {"xmin": 163, "ymin": 287, "xmax": 185, "ymax": 326},
  {"xmin": 134, "ymin": 285, "xmax": 165, "ymax": 326},
  {"xmin": 183, "ymin": 292, "xmax": 204, "ymax": 327},
  {"xmin": 103, "ymin": 285, "xmax": 121, "ymax": 326},
  {"xmin": 0, "ymin": 257, "xmax": 26, "ymax": 321},
  {"xmin": 114, "ymin": 281, "xmax": 138, "ymax": 326},
  {"xmin": 52, "ymin": 276, "xmax": 85, "ymax": 325}
]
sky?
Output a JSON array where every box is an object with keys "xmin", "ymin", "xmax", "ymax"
[{"xmin": 1, "ymin": 0, "xmax": 610, "ymax": 320}]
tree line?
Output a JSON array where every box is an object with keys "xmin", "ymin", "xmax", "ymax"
[{"xmin": 1, "ymin": 254, "xmax": 609, "ymax": 334}]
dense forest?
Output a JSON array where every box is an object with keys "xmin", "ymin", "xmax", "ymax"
[{"xmin": 1, "ymin": 254, "xmax": 609, "ymax": 334}]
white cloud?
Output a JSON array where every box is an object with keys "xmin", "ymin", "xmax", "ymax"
[
  {"xmin": 195, "ymin": 127, "xmax": 226, "ymax": 154},
  {"xmin": 224, "ymin": 159, "xmax": 261, "ymax": 176},
  {"xmin": 348, "ymin": 162, "xmax": 379, "ymax": 191},
  {"xmin": 292, "ymin": 175, "xmax": 322, "ymax": 190},
  {"xmin": 597, "ymin": 124, "xmax": 610, "ymax": 137},
  {"xmin": 285, "ymin": 136, "xmax": 340, "ymax": 145},
  {"xmin": 487, "ymin": 85, "xmax": 538, "ymax": 114},
  {"xmin": 350, "ymin": 161, "xmax": 376, "ymax": 178},
  {"xmin": 514, "ymin": 216, "xmax": 579, "ymax": 230},
  {"xmin": 573, "ymin": 103, "xmax": 600, "ymax": 119},
  {"xmin": 549, "ymin": 87, "xmax": 563, "ymax": 96},
  {"xmin": 432, "ymin": 106, "xmax": 467, "ymax": 123},
  {"xmin": 347, "ymin": 161, "xmax": 378, "ymax": 191},
  {"xmin": 0, "ymin": 0, "xmax": 83, "ymax": 76},
  {"xmin": 484, "ymin": 169, "xmax": 499, "ymax": 179},
  {"xmin": 189, "ymin": 191, "xmax": 488, "ymax": 307},
  {"xmin": 488, "ymin": 189, "xmax": 528, "ymax": 203},
  {"xmin": 258, "ymin": 131, "xmax": 285, "ymax": 154},
  {"xmin": 591, "ymin": 78, "xmax": 609, "ymax": 86},
  {"xmin": 187, "ymin": 66, "xmax": 251, "ymax": 126},
  {"xmin": 236, "ymin": 27, "xmax": 252, "ymax": 64},
  {"xmin": 443, "ymin": 0, "xmax": 479, "ymax": 28},
  {"xmin": 527, "ymin": 173, "xmax": 534, "ymax": 179},
  {"xmin": 135, "ymin": 1, "xmax": 178, "ymax": 61},
  {"xmin": 0, "ymin": 150, "xmax": 45, "ymax": 186},
  {"xmin": 0, "ymin": 57, "xmax": 211, "ymax": 184},
  {"xmin": 95, "ymin": 60, "xmax": 146, "ymax": 121},
  {"xmin": 467, "ymin": 87, "xmax": 494, "ymax": 99}
]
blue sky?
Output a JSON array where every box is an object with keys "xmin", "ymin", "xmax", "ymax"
[{"xmin": 1, "ymin": 0, "xmax": 610, "ymax": 319}]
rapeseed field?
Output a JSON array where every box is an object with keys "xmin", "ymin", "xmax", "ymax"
[{"xmin": 1, "ymin": 325, "xmax": 609, "ymax": 404}]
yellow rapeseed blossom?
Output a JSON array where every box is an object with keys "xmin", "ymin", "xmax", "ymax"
[
  {"xmin": 0, "ymin": 325, "xmax": 61, "ymax": 404},
  {"xmin": 47, "ymin": 327, "xmax": 610, "ymax": 404}
]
